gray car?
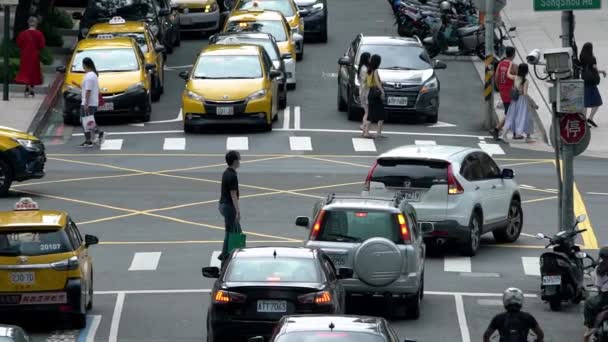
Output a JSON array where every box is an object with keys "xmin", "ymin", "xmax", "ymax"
[
  {"xmin": 295, "ymin": 194, "xmax": 431, "ymax": 319},
  {"xmin": 0, "ymin": 325, "xmax": 29, "ymax": 342}
]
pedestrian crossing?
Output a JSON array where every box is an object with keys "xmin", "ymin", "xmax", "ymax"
[
  {"xmin": 122, "ymin": 250, "xmax": 543, "ymax": 277},
  {"xmin": 85, "ymin": 135, "xmax": 507, "ymax": 155}
]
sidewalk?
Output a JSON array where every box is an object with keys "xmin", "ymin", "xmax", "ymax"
[{"xmin": 500, "ymin": 2, "xmax": 608, "ymax": 158}]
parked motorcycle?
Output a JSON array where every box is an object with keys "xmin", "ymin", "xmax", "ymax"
[{"xmin": 536, "ymin": 214, "xmax": 597, "ymax": 311}]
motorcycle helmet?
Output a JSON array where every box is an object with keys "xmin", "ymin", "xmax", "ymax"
[
  {"xmin": 439, "ymin": 1, "xmax": 452, "ymax": 12},
  {"xmin": 502, "ymin": 287, "xmax": 524, "ymax": 311}
]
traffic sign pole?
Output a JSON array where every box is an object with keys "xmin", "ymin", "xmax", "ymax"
[{"xmin": 483, "ymin": 0, "xmax": 496, "ymax": 130}]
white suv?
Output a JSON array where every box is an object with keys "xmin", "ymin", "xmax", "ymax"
[{"xmin": 362, "ymin": 145, "xmax": 523, "ymax": 256}]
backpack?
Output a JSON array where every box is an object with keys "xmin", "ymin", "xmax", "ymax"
[{"xmin": 500, "ymin": 313, "xmax": 528, "ymax": 342}]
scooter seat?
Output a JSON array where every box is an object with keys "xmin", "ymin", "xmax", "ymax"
[{"xmin": 456, "ymin": 25, "xmax": 480, "ymax": 36}]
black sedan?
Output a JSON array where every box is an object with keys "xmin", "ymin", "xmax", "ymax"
[
  {"xmin": 247, "ymin": 315, "xmax": 417, "ymax": 342},
  {"xmin": 294, "ymin": 0, "xmax": 328, "ymax": 43},
  {"xmin": 202, "ymin": 247, "xmax": 352, "ymax": 342}
]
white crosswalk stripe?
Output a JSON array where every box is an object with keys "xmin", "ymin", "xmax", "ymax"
[
  {"xmin": 226, "ymin": 137, "xmax": 249, "ymax": 151},
  {"xmin": 289, "ymin": 136, "xmax": 313, "ymax": 151},
  {"xmin": 163, "ymin": 138, "xmax": 186, "ymax": 150},
  {"xmin": 444, "ymin": 256, "xmax": 472, "ymax": 273},
  {"xmin": 128, "ymin": 252, "xmax": 162, "ymax": 271},
  {"xmin": 478, "ymin": 142, "xmax": 505, "ymax": 155},
  {"xmin": 352, "ymin": 138, "xmax": 377, "ymax": 152},
  {"xmin": 100, "ymin": 139, "xmax": 123, "ymax": 150},
  {"xmin": 521, "ymin": 257, "xmax": 541, "ymax": 276}
]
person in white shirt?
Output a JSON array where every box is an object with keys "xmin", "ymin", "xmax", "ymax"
[{"xmin": 79, "ymin": 57, "xmax": 104, "ymax": 147}]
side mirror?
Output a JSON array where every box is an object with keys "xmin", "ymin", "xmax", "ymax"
[
  {"xmin": 577, "ymin": 214, "xmax": 587, "ymax": 223},
  {"xmin": 179, "ymin": 71, "xmax": 190, "ymax": 80},
  {"xmin": 248, "ymin": 337, "xmax": 264, "ymax": 342},
  {"xmin": 155, "ymin": 45, "xmax": 166, "ymax": 53},
  {"xmin": 536, "ymin": 233, "xmax": 546, "ymax": 240},
  {"xmin": 338, "ymin": 56, "xmax": 352, "ymax": 66},
  {"xmin": 295, "ymin": 216, "xmax": 310, "ymax": 228},
  {"xmin": 501, "ymin": 168, "xmax": 514, "ymax": 179},
  {"xmin": 202, "ymin": 266, "xmax": 220, "ymax": 278},
  {"xmin": 337, "ymin": 267, "xmax": 354, "ymax": 279},
  {"xmin": 422, "ymin": 36, "xmax": 434, "ymax": 45},
  {"xmin": 509, "ymin": 26, "xmax": 517, "ymax": 31},
  {"xmin": 84, "ymin": 234, "xmax": 99, "ymax": 247},
  {"xmin": 434, "ymin": 60, "xmax": 447, "ymax": 69},
  {"xmin": 269, "ymin": 70, "xmax": 282, "ymax": 79},
  {"xmin": 420, "ymin": 222, "xmax": 434, "ymax": 234},
  {"xmin": 281, "ymin": 53, "xmax": 292, "ymax": 60},
  {"xmin": 158, "ymin": 8, "xmax": 171, "ymax": 16},
  {"xmin": 209, "ymin": 34, "xmax": 217, "ymax": 43},
  {"xmin": 72, "ymin": 12, "xmax": 83, "ymax": 20},
  {"xmin": 56, "ymin": 66, "xmax": 66, "ymax": 73},
  {"xmin": 145, "ymin": 63, "xmax": 156, "ymax": 71}
]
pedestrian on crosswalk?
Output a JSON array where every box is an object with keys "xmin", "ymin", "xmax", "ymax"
[
  {"xmin": 366, "ymin": 54, "xmax": 387, "ymax": 139},
  {"xmin": 78, "ymin": 57, "xmax": 105, "ymax": 148},
  {"xmin": 218, "ymin": 151, "xmax": 242, "ymax": 261},
  {"xmin": 358, "ymin": 52, "xmax": 372, "ymax": 138}
]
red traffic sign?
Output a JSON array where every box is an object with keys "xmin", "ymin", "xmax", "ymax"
[{"xmin": 559, "ymin": 113, "xmax": 587, "ymax": 144}]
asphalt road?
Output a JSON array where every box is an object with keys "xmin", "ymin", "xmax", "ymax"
[{"xmin": 6, "ymin": 0, "xmax": 608, "ymax": 341}]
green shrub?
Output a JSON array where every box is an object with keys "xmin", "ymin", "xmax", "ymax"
[
  {"xmin": 47, "ymin": 7, "xmax": 74, "ymax": 29},
  {"xmin": 0, "ymin": 58, "xmax": 21, "ymax": 83},
  {"xmin": 40, "ymin": 21, "xmax": 64, "ymax": 47},
  {"xmin": 0, "ymin": 41, "xmax": 54, "ymax": 65}
]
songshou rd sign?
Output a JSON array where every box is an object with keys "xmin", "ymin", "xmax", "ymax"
[{"xmin": 534, "ymin": 0, "xmax": 601, "ymax": 11}]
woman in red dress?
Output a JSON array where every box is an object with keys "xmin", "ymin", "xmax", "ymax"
[{"xmin": 15, "ymin": 16, "xmax": 45, "ymax": 97}]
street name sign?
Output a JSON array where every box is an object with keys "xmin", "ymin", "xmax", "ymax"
[{"xmin": 534, "ymin": 0, "xmax": 601, "ymax": 11}]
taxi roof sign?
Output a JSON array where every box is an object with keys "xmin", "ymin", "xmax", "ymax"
[
  {"xmin": 249, "ymin": 2, "xmax": 264, "ymax": 11},
  {"xmin": 109, "ymin": 16, "xmax": 126, "ymax": 24},
  {"xmin": 96, "ymin": 34, "xmax": 115, "ymax": 39},
  {"xmin": 14, "ymin": 198, "xmax": 39, "ymax": 211}
]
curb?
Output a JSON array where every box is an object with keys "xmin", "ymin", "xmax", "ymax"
[{"xmin": 27, "ymin": 72, "xmax": 64, "ymax": 136}]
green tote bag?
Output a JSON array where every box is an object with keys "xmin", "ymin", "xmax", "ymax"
[{"xmin": 227, "ymin": 232, "xmax": 247, "ymax": 253}]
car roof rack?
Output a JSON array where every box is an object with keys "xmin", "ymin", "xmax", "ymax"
[{"xmin": 324, "ymin": 193, "xmax": 403, "ymax": 207}]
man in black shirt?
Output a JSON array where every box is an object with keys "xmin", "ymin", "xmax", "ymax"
[
  {"xmin": 483, "ymin": 287, "xmax": 544, "ymax": 342},
  {"xmin": 218, "ymin": 151, "xmax": 241, "ymax": 260}
]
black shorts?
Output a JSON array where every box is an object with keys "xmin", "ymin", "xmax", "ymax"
[{"xmin": 504, "ymin": 102, "xmax": 511, "ymax": 114}]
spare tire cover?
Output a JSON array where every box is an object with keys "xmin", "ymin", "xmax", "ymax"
[{"xmin": 354, "ymin": 237, "xmax": 403, "ymax": 287}]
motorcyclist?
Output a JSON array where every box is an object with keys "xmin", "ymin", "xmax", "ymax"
[
  {"xmin": 483, "ymin": 287, "xmax": 544, "ymax": 342},
  {"xmin": 584, "ymin": 246, "xmax": 608, "ymax": 342}
]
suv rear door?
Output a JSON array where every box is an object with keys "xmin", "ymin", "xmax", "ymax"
[{"xmin": 369, "ymin": 158, "xmax": 448, "ymax": 221}]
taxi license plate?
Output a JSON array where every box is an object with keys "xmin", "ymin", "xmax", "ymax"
[
  {"xmin": 10, "ymin": 272, "xmax": 34, "ymax": 285},
  {"xmin": 98, "ymin": 102, "xmax": 114, "ymax": 111},
  {"xmin": 399, "ymin": 190, "xmax": 421, "ymax": 202},
  {"xmin": 387, "ymin": 97, "xmax": 408, "ymax": 106},
  {"xmin": 217, "ymin": 107, "xmax": 233, "ymax": 116},
  {"xmin": 257, "ymin": 300, "xmax": 287, "ymax": 313},
  {"xmin": 328, "ymin": 254, "xmax": 346, "ymax": 266},
  {"xmin": 542, "ymin": 275, "xmax": 561, "ymax": 285}
]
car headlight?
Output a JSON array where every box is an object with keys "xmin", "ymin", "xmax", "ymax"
[
  {"xmin": 312, "ymin": 2, "xmax": 324, "ymax": 11},
  {"xmin": 247, "ymin": 89, "xmax": 266, "ymax": 100},
  {"xmin": 126, "ymin": 82, "xmax": 145, "ymax": 93},
  {"xmin": 185, "ymin": 90, "xmax": 204, "ymax": 101},
  {"xmin": 80, "ymin": 27, "xmax": 89, "ymax": 36},
  {"xmin": 205, "ymin": 3, "xmax": 218, "ymax": 12},
  {"xmin": 12, "ymin": 138, "xmax": 42, "ymax": 152},
  {"xmin": 421, "ymin": 77, "xmax": 438, "ymax": 93}
]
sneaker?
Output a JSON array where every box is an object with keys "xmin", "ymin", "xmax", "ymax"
[
  {"xmin": 78, "ymin": 141, "xmax": 94, "ymax": 148},
  {"xmin": 97, "ymin": 131, "xmax": 105, "ymax": 145}
]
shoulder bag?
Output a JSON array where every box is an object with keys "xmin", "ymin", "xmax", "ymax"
[{"xmin": 582, "ymin": 64, "xmax": 601, "ymax": 86}]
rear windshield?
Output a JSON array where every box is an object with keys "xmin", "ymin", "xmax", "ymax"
[
  {"xmin": 89, "ymin": 32, "xmax": 148, "ymax": 52},
  {"xmin": 276, "ymin": 332, "xmax": 385, "ymax": 342},
  {"xmin": 372, "ymin": 159, "xmax": 448, "ymax": 189},
  {"xmin": 0, "ymin": 230, "xmax": 73, "ymax": 256},
  {"xmin": 318, "ymin": 210, "xmax": 399, "ymax": 243},
  {"xmin": 225, "ymin": 20, "xmax": 287, "ymax": 41},
  {"xmin": 225, "ymin": 257, "xmax": 321, "ymax": 282}
]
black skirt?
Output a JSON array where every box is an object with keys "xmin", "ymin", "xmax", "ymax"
[{"xmin": 367, "ymin": 91, "xmax": 387, "ymax": 123}]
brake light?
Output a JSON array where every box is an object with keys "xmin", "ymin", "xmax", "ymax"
[
  {"xmin": 58, "ymin": 305, "xmax": 72, "ymax": 312},
  {"xmin": 266, "ymin": 277, "xmax": 281, "ymax": 281},
  {"xmin": 212, "ymin": 290, "xmax": 246, "ymax": 304},
  {"xmin": 447, "ymin": 164, "xmax": 464, "ymax": 195},
  {"xmin": 298, "ymin": 291, "xmax": 333, "ymax": 305},
  {"xmin": 310, "ymin": 210, "xmax": 326, "ymax": 240},
  {"xmin": 363, "ymin": 161, "xmax": 378, "ymax": 191},
  {"xmin": 397, "ymin": 213, "xmax": 411, "ymax": 243},
  {"xmin": 355, "ymin": 212, "xmax": 367, "ymax": 217}
]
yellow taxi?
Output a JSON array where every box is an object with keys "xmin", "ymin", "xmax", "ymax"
[
  {"xmin": 179, "ymin": 44, "xmax": 282, "ymax": 132},
  {"xmin": 57, "ymin": 36, "xmax": 156, "ymax": 125},
  {"xmin": 222, "ymin": 7, "xmax": 300, "ymax": 61},
  {"xmin": 87, "ymin": 17, "xmax": 166, "ymax": 102},
  {"xmin": 232, "ymin": 0, "xmax": 304, "ymax": 59},
  {"xmin": 173, "ymin": 0, "xmax": 221, "ymax": 33},
  {"xmin": 0, "ymin": 198, "xmax": 99, "ymax": 328}
]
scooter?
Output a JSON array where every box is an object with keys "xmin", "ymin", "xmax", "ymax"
[{"xmin": 536, "ymin": 214, "xmax": 597, "ymax": 311}]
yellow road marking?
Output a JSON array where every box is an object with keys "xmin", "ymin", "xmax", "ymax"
[
  {"xmin": 522, "ymin": 196, "xmax": 557, "ymax": 204},
  {"xmin": 78, "ymin": 213, "xmax": 142, "ymax": 225},
  {"xmin": 99, "ymin": 240, "xmax": 304, "ymax": 245},
  {"xmin": 500, "ymin": 160, "xmax": 553, "ymax": 167},
  {"xmin": 299, "ymin": 155, "xmax": 370, "ymax": 168},
  {"xmin": 520, "ymin": 187, "xmax": 558, "ymax": 194},
  {"xmin": 12, "ymin": 173, "xmax": 146, "ymax": 188}
]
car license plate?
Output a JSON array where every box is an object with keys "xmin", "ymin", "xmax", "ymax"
[
  {"xmin": 399, "ymin": 190, "xmax": 421, "ymax": 202},
  {"xmin": 542, "ymin": 275, "xmax": 561, "ymax": 285},
  {"xmin": 98, "ymin": 102, "xmax": 114, "ymax": 111},
  {"xmin": 10, "ymin": 272, "xmax": 34, "ymax": 285},
  {"xmin": 257, "ymin": 300, "xmax": 287, "ymax": 313},
  {"xmin": 387, "ymin": 96, "xmax": 408, "ymax": 106},
  {"xmin": 217, "ymin": 107, "xmax": 233, "ymax": 116},
  {"xmin": 328, "ymin": 254, "xmax": 346, "ymax": 266}
]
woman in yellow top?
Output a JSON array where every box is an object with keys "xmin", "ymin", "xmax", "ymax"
[{"xmin": 364, "ymin": 54, "xmax": 386, "ymax": 138}]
